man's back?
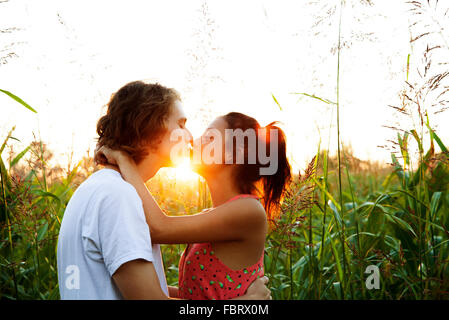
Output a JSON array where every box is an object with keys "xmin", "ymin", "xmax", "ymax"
[{"xmin": 57, "ymin": 168, "xmax": 167, "ymax": 299}]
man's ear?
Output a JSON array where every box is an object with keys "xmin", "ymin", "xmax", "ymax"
[
  {"xmin": 94, "ymin": 144, "xmax": 108, "ymax": 165},
  {"xmin": 149, "ymin": 141, "xmax": 161, "ymax": 153}
]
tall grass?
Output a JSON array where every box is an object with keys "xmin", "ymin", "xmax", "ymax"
[
  {"xmin": 1, "ymin": 88, "xmax": 448, "ymax": 300},
  {"xmin": 1, "ymin": 0, "xmax": 449, "ymax": 300},
  {"xmin": 273, "ymin": 0, "xmax": 449, "ymax": 300},
  {"xmin": 265, "ymin": 131, "xmax": 449, "ymax": 299}
]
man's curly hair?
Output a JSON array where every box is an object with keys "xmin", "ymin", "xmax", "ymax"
[{"xmin": 96, "ymin": 81, "xmax": 180, "ymax": 163}]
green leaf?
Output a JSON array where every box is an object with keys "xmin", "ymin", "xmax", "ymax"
[
  {"xmin": 430, "ymin": 192, "xmax": 442, "ymax": 218},
  {"xmin": 410, "ymin": 129, "xmax": 423, "ymax": 154},
  {"xmin": 426, "ymin": 123, "xmax": 448, "ymax": 153},
  {"xmin": 391, "ymin": 153, "xmax": 408, "ymax": 187},
  {"xmin": 33, "ymin": 190, "xmax": 62, "ymax": 204},
  {"xmin": 0, "ymin": 156, "xmax": 11, "ymax": 191},
  {"xmin": 409, "ymin": 161, "xmax": 426, "ymax": 189},
  {"xmin": 32, "ymin": 190, "xmax": 62, "ymax": 213},
  {"xmin": 37, "ymin": 221, "xmax": 48, "ymax": 241},
  {"xmin": 406, "ymin": 53, "xmax": 410, "ymax": 81},
  {"xmin": 0, "ymin": 89, "xmax": 37, "ymax": 113},
  {"xmin": 313, "ymin": 176, "xmax": 341, "ymax": 211},
  {"xmin": 9, "ymin": 146, "xmax": 30, "ymax": 167},
  {"xmin": 385, "ymin": 213, "xmax": 417, "ymax": 237},
  {"xmin": 328, "ymin": 200, "xmax": 343, "ymax": 228},
  {"xmin": 271, "ymin": 93, "xmax": 282, "ymax": 110},
  {"xmin": 398, "ymin": 131, "xmax": 409, "ymax": 166},
  {"xmin": 382, "ymin": 172, "xmax": 396, "ymax": 189}
]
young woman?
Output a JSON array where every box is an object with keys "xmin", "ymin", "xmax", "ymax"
[{"xmin": 97, "ymin": 112, "xmax": 291, "ymax": 300}]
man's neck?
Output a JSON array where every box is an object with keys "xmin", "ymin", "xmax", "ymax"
[
  {"xmin": 136, "ymin": 153, "xmax": 162, "ymax": 182},
  {"xmin": 103, "ymin": 154, "xmax": 161, "ymax": 183},
  {"xmin": 104, "ymin": 164, "xmax": 120, "ymax": 173}
]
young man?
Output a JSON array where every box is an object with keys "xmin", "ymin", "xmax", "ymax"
[{"xmin": 57, "ymin": 81, "xmax": 269, "ymax": 299}]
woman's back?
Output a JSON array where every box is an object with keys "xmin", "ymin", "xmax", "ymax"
[
  {"xmin": 178, "ymin": 242, "xmax": 264, "ymax": 300},
  {"xmin": 178, "ymin": 194, "xmax": 265, "ymax": 300}
]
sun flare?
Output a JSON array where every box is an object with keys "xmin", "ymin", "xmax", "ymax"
[{"xmin": 173, "ymin": 158, "xmax": 198, "ymax": 181}]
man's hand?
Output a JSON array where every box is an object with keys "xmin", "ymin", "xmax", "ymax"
[
  {"xmin": 168, "ymin": 286, "xmax": 179, "ymax": 298},
  {"xmin": 234, "ymin": 276, "xmax": 271, "ymax": 300}
]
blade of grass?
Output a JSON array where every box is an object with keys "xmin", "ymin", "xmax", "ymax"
[
  {"xmin": 271, "ymin": 93, "xmax": 283, "ymax": 111},
  {"xmin": 9, "ymin": 146, "xmax": 30, "ymax": 168},
  {"xmin": 292, "ymin": 92, "xmax": 337, "ymax": 105},
  {"xmin": 0, "ymin": 89, "xmax": 37, "ymax": 113}
]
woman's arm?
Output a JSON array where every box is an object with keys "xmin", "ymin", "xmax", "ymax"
[{"xmin": 97, "ymin": 147, "xmax": 267, "ymax": 244}]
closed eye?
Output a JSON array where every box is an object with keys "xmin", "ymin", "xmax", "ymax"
[{"xmin": 202, "ymin": 135, "xmax": 214, "ymax": 143}]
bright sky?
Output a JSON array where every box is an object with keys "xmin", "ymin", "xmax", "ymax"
[{"xmin": 1, "ymin": 0, "xmax": 448, "ymax": 173}]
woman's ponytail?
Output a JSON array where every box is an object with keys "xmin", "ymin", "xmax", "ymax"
[
  {"xmin": 259, "ymin": 122, "xmax": 291, "ymax": 221},
  {"xmin": 222, "ymin": 113, "xmax": 292, "ymax": 222}
]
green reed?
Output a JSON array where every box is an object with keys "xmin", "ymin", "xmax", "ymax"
[{"xmin": 1, "ymin": 0, "xmax": 449, "ymax": 298}]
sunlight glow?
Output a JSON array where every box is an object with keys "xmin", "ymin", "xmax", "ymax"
[
  {"xmin": 173, "ymin": 158, "xmax": 198, "ymax": 182},
  {"xmin": 1, "ymin": 0, "xmax": 448, "ymax": 173}
]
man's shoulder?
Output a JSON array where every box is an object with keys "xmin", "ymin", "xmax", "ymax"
[{"xmin": 79, "ymin": 169, "xmax": 140, "ymax": 202}]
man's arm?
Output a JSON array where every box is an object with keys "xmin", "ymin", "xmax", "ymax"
[
  {"xmin": 161, "ymin": 277, "xmax": 271, "ymax": 300},
  {"xmin": 112, "ymin": 259, "xmax": 172, "ymax": 300}
]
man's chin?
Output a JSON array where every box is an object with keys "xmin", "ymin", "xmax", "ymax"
[
  {"xmin": 159, "ymin": 157, "xmax": 176, "ymax": 168},
  {"xmin": 162, "ymin": 159, "xmax": 192, "ymax": 170}
]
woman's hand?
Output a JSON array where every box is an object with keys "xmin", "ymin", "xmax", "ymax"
[
  {"xmin": 95, "ymin": 145, "xmax": 141, "ymax": 185},
  {"xmin": 95, "ymin": 145, "xmax": 132, "ymax": 167},
  {"xmin": 235, "ymin": 276, "xmax": 271, "ymax": 300},
  {"xmin": 94, "ymin": 144, "xmax": 109, "ymax": 166}
]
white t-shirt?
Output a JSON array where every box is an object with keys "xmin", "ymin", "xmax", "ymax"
[{"xmin": 57, "ymin": 168, "xmax": 168, "ymax": 299}]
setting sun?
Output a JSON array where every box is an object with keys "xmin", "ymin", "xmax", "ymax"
[{"xmin": 173, "ymin": 158, "xmax": 198, "ymax": 181}]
